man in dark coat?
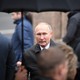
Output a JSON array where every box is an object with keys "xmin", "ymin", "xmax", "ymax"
[
  {"xmin": 23, "ymin": 22, "xmax": 56, "ymax": 80},
  {"xmin": 63, "ymin": 11, "xmax": 80, "ymax": 50},
  {"xmin": 63, "ymin": 11, "xmax": 80, "ymax": 80},
  {"xmin": 0, "ymin": 33, "xmax": 16, "ymax": 80}
]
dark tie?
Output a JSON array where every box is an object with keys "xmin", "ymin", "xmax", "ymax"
[{"xmin": 42, "ymin": 48, "xmax": 46, "ymax": 51}]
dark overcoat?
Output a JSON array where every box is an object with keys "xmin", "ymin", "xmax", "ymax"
[
  {"xmin": 0, "ymin": 33, "xmax": 16, "ymax": 80},
  {"xmin": 23, "ymin": 40, "xmax": 56, "ymax": 80}
]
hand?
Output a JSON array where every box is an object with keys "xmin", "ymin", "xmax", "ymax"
[
  {"xmin": 15, "ymin": 66, "xmax": 27, "ymax": 80},
  {"xmin": 16, "ymin": 61, "xmax": 22, "ymax": 67}
]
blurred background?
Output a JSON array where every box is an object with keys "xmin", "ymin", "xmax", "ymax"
[
  {"xmin": 0, "ymin": 12, "xmax": 15, "ymax": 39},
  {"xmin": 0, "ymin": 12, "xmax": 68, "ymax": 40}
]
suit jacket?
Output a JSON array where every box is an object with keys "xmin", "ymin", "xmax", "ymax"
[
  {"xmin": 0, "ymin": 33, "xmax": 16, "ymax": 80},
  {"xmin": 23, "ymin": 40, "xmax": 56, "ymax": 80}
]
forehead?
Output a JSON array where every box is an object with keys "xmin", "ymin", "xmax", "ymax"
[{"xmin": 35, "ymin": 23, "xmax": 51, "ymax": 34}]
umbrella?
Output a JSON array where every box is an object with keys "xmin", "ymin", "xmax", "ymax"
[
  {"xmin": 0, "ymin": 0, "xmax": 80, "ymax": 62},
  {"xmin": 0, "ymin": 0, "xmax": 80, "ymax": 12}
]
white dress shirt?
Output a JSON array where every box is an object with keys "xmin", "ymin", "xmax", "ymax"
[{"xmin": 40, "ymin": 43, "xmax": 50, "ymax": 51}]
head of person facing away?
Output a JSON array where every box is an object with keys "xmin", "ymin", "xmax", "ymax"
[
  {"xmin": 37, "ymin": 47, "xmax": 68, "ymax": 80},
  {"xmin": 68, "ymin": 11, "xmax": 79, "ymax": 18},
  {"xmin": 11, "ymin": 12, "xmax": 33, "ymax": 24},
  {"xmin": 35, "ymin": 22, "xmax": 53, "ymax": 48},
  {"xmin": 57, "ymin": 43, "xmax": 78, "ymax": 80}
]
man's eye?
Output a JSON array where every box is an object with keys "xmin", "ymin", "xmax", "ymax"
[
  {"xmin": 36, "ymin": 33, "xmax": 47, "ymax": 36},
  {"xmin": 43, "ymin": 33, "xmax": 47, "ymax": 35},
  {"xmin": 37, "ymin": 33, "xmax": 41, "ymax": 36}
]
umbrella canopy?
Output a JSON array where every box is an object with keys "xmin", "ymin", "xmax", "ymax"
[
  {"xmin": 0, "ymin": 0, "xmax": 80, "ymax": 63},
  {"xmin": 0, "ymin": 0, "xmax": 80, "ymax": 12}
]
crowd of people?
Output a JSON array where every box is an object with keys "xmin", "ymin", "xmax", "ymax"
[{"xmin": 0, "ymin": 11, "xmax": 80, "ymax": 80}]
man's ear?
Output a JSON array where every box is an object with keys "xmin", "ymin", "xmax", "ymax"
[
  {"xmin": 59, "ymin": 62, "xmax": 68, "ymax": 76},
  {"xmin": 58, "ymin": 64, "xmax": 65, "ymax": 76},
  {"xmin": 50, "ymin": 31, "xmax": 53, "ymax": 38}
]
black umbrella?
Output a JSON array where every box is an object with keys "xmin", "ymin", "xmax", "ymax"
[
  {"xmin": 0, "ymin": 0, "xmax": 80, "ymax": 63},
  {"xmin": 0, "ymin": 0, "xmax": 80, "ymax": 12}
]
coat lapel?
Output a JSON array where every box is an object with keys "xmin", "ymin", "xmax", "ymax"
[{"xmin": 34, "ymin": 44, "xmax": 41, "ymax": 54}]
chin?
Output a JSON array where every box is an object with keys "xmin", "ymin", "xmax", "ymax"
[
  {"xmin": 39, "ymin": 43, "xmax": 47, "ymax": 47},
  {"xmin": 41, "ymin": 45, "xmax": 46, "ymax": 47}
]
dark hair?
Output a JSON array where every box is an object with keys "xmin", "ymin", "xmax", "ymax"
[
  {"xmin": 23, "ymin": 12, "xmax": 33, "ymax": 24},
  {"xmin": 68, "ymin": 11, "xmax": 79, "ymax": 18}
]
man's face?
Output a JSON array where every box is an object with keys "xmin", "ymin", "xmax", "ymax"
[
  {"xmin": 35, "ymin": 23, "xmax": 52, "ymax": 47},
  {"xmin": 11, "ymin": 12, "xmax": 21, "ymax": 21}
]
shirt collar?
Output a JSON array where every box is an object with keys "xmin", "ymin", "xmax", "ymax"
[
  {"xmin": 40, "ymin": 43, "xmax": 50, "ymax": 50},
  {"xmin": 14, "ymin": 16, "xmax": 26, "ymax": 24}
]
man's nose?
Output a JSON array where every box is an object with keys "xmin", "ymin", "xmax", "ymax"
[{"xmin": 40, "ymin": 35, "xmax": 44, "ymax": 39}]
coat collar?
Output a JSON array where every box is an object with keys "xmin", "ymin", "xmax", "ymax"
[
  {"xmin": 34, "ymin": 39, "xmax": 56, "ymax": 54},
  {"xmin": 13, "ymin": 17, "xmax": 26, "ymax": 24},
  {"xmin": 14, "ymin": 19, "xmax": 21, "ymax": 24},
  {"xmin": 34, "ymin": 44, "xmax": 41, "ymax": 54}
]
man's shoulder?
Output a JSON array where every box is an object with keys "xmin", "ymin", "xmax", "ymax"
[
  {"xmin": 0, "ymin": 33, "xmax": 11, "ymax": 54},
  {"xmin": 25, "ymin": 45, "xmax": 36, "ymax": 52},
  {"xmin": 24, "ymin": 44, "xmax": 39, "ymax": 55},
  {"xmin": 70, "ymin": 13, "xmax": 80, "ymax": 21},
  {"xmin": 50, "ymin": 39, "xmax": 56, "ymax": 46},
  {"xmin": 24, "ymin": 18, "xmax": 32, "ymax": 27},
  {"xmin": 0, "ymin": 33, "xmax": 10, "ymax": 46}
]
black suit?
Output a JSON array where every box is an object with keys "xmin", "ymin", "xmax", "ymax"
[
  {"xmin": 23, "ymin": 40, "xmax": 56, "ymax": 80},
  {"xmin": 0, "ymin": 33, "xmax": 16, "ymax": 80},
  {"xmin": 63, "ymin": 12, "xmax": 80, "ymax": 50},
  {"xmin": 63, "ymin": 12, "xmax": 80, "ymax": 80}
]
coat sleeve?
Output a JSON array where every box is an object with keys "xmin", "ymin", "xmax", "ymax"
[
  {"xmin": 6, "ymin": 42, "xmax": 16, "ymax": 80},
  {"xmin": 63, "ymin": 17, "xmax": 78, "ymax": 43}
]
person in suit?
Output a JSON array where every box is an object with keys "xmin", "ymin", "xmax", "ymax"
[
  {"xmin": 0, "ymin": 33, "xmax": 27, "ymax": 80},
  {"xmin": 23, "ymin": 22, "xmax": 56, "ymax": 80},
  {"xmin": 63, "ymin": 11, "xmax": 80, "ymax": 50},
  {"xmin": 63, "ymin": 11, "xmax": 80, "ymax": 80},
  {"xmin": 0, "ymin": 33, "xmax": 16, "ymax": 80}
]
